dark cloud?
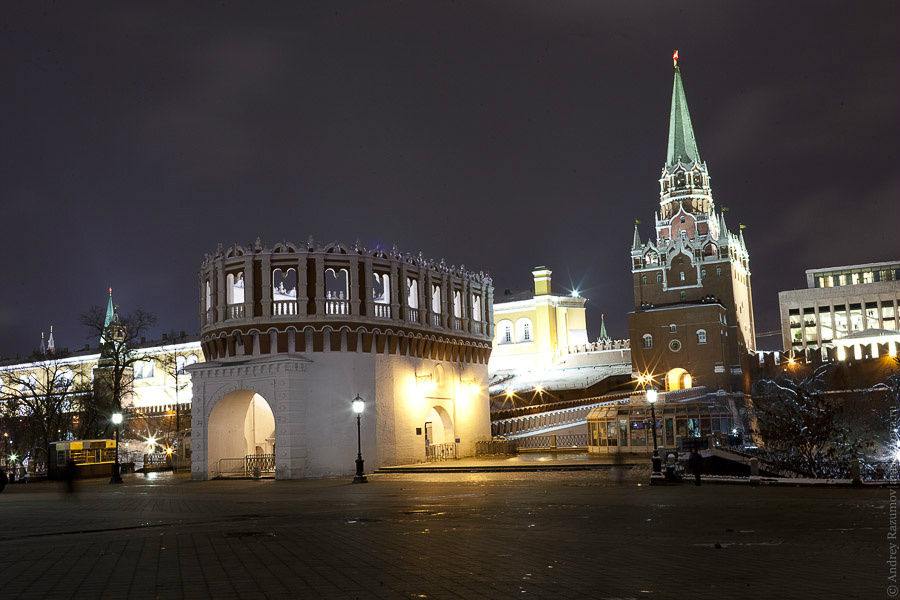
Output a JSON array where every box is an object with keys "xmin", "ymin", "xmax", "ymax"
[{"xmin": 1, "ymin": 1, "xmax": 898, "ymax": 355}]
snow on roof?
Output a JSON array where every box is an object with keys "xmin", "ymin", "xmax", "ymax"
[{"xmin": 489, "ymin": 362, "xmax": 631, "ymax": 394}]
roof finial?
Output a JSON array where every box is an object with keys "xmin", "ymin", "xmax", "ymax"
[
  {"xmin": 108, "ymin": 286, "xmax": 113, "ymax": 296},
  {"xmin": 673, "ymin": 49, "xmax": 679, "ymax": 68}
]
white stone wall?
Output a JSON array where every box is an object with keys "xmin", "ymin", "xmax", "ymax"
[{"xmin": 189, "ymin": 351, "xmax": 490, "ymax": 480}]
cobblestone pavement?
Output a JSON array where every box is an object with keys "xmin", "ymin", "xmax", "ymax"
[{"xmin": 0, "ymin": 470, "xmax": 886, "ymax": 599}]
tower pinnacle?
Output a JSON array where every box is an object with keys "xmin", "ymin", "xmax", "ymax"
[{"xmin": 666, "ymin": 55, "xmax": 701, "ymax": 167}]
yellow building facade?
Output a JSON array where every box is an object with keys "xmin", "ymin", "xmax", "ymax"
[{"xmin": 490, "ymin": 267, "xmax": 590, "ymax": 373}]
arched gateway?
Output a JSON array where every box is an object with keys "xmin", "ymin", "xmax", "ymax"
[{"xmin": 188, "ymin": 239, "xmax": 494, "ymax": 479}]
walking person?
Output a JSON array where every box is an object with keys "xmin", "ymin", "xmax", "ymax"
[{"xmin": 688, "ymin": 448, "xmax": 703, "ymax": 486}]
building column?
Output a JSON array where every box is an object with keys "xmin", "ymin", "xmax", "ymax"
[
  {"xmin": 349, "ymin": 255, "xmax": 361, "ymax": 316},
  {"xmin": 441, "ymin": 274, "xmax": 450, "ymax": 328},
  {"xmin": 389, "ymin": 261, "xmax": 400, "ymax": 322},
  {"xmin": 417, "ymin": 269, "xmax": 427, "ymax": 325},
  {"xmin": 399, "ymin": 263, "xmax": 409, "ymax": 320},
  {"xmin": 314, "ymin": 255, "xmax": 325, "ymax": 316},
  {"xmin": 216, "ymin": 260, "xmax": 226, "ymax": 321},
  {"xmin": 243, "ymin": 256, "xmax": 255, "ymax": 320},
  {"xmin": 297, "ymin": 255, "xmax": 308, "ymax": 317},
  {"xmin": 261, "ymin": 254, "xmax": 272, "ymax": 318},
  {"xmin": 363, "ymin": 257, "xmax": 374, "ymax": 318}
]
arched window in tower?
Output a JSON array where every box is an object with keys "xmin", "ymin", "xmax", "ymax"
[
  {"xmin": 325, "ymin": 268, "xmax": 349, "ymax": 315},
  {"xmin": 680, "ymin": 216, "xmax": 685, "ymax": 224},
  {"xmin": 642, "ymin": 275, "xmax": 647, "ymax": 285},
  {"xmin": 498, "ymin": 320, "xmax": 513, "ymax": 344},
  {"xmin": 226, "ymin": 272, "xmax": 245, "ymax": 305},
  {"xmin": 716, "ymin": 267, "xmax": 722, "ymax": 277},
  {"xmin": 205, "ymin": 280, "xmax": 212, "ymax": 312},
  {"xmin": 272, "ymin": 268, "xmax": 298, "ymax": 316},
  {"xmin": 680, "ymin": 291, "xmax": 687, "ymax": 301},
  {"xmin": 657, "ymin": 273, "xmax": 662, "ymax": 283},
  {"xmin": 471, "ymin": 294, "xmax": 482, "ymax": 322},
  {"xmin": 406, "ymin": 277, "xmax": 419, "ymax": 310},
  {"xmin": 642, "ymin": 334, "xmax": 653, "ymax": 349},
  {"xmin": 680, "ymin": 272, "xmax": 685, "ymax": 281},
  {"xmin": 431, "ymin": 284, "xmax": 441, "ymax": 314},
  {"xmin": 681, "ymin": 230, "xmax": 687, "ymax": 240},
  {"xmin": 701, "ymin": 268, "xmax": 707, "ymax": 279},
  {"xmin": 452, "ymin": 290, "xmax": 462, "ymax": 318},
  {"xmin": 516, "ymin": 318, "xmax": 533, "ymax": 343},
  {"xmin": 372, "ymin": 273, "xmax": 390, "ymax": 304},
  {"xmin": 697, "ymin": 329, "xmax": 707, "ymax": 344}
]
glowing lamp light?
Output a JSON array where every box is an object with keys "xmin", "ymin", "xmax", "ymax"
[
  {"xmin": 146, "ymin": 435, "xmax": 157, "ymax": 448},
  {"xmin": 646, "ymin": 389, "xmax": 658, "ymax": 404},
  {"xmin": 165, "ymin": 446, "xmax": 174, "ymax": 456},
  {"xmin": 352, "ymin": 394, "xmax": 365, "ymax": 414},
  {"xmin": 111, "ymin": 412, "xmax": 123, "ymax": 425},
  {"xmin": 505, "ymin": 388, "xmax": 514, "ymax": 398},
  {"xmin": 9, "ymin": 453, "xmax": 17, "ymax": 462},
  {"xmin": 570, "ymin": 290, "xmax": 580, "ymax": 298},
  {"xmin": 534, "ymin": 384, "xmax": 544, "ymax": 395}
]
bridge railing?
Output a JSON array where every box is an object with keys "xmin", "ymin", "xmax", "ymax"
[{"xmin": 516, "ymin": 434, "xmax": 588, "ymax": 449}]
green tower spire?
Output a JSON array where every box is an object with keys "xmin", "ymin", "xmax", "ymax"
[
  {"xmin": 599, "ymin": 313, "xmax": 610, "ymax": 341},
  {"xmin": 100, "ymin": 287, "xmax": 114, "ymax": 346},
  {"xmin": 666, "ymin": 54, "xmax": 701, "ymax": 166}
]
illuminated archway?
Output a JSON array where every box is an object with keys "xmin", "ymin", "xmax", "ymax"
[
  {"xmin": 207, "ymin": 390, "xmax": 275, "ymax": 475},
  {"xmin": 666, "ymin": 368, "xmax": 692, "ymax": 391},
  {"xmin": 424, "ymin": 405, "xmax": 453, "ymax": 446}
]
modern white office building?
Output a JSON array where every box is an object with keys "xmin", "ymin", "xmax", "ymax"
[{"xmin": 778, "ymin": 261, "xmax": 900, "ymax": 359}]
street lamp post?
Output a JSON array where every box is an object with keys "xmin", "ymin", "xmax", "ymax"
[
  {"xmin": 110, "ymin": 412, "xmax": 124, "ymax": 484},
  {"xmin": 646, "ymin": 389, "xmax": 662, "ymax": 478},
  {"xmin": 351, "ymin": 394, "xmax": 368, "ymax": 484}
]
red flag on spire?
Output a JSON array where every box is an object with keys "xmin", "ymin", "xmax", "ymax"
[{"xmin": 673, "ymin": 50, "xmax": 679, "ymax": 67}]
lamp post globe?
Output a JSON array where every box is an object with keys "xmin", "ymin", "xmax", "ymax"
[
  {"xmin": 351, "ymin": 395, "xmax": 368, "ymax": 484},
  {"xmin": 110, "ymin": 412, "xmax": 124, "ymax": 484}
]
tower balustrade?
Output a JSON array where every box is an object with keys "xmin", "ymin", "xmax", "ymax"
[{"xmin": 197, "ymin": 239, "xmax": 494, "ymax": 364}]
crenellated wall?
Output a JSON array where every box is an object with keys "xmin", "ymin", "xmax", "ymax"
[{"xmin": 197, "ymin": 239, "xmax": 494, "ymax": 365}]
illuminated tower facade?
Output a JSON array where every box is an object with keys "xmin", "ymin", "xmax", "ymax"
[{"xmin": 628, "ymin": 53, "xmax": 756, "ymax": 393}]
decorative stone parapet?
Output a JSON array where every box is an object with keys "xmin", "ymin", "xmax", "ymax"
[{"xmin": 197, "ymin": 238, "xmax": 494, "ymax": 364}]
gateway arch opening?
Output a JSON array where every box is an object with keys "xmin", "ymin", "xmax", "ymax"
[{"xmin": 208, "ymin": 390, "xmax": 275, "ymax": 477}]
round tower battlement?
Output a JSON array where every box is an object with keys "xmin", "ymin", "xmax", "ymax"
[{"xmin": 197, "ymin": 238, "xmax": 494, "ymax": 364}]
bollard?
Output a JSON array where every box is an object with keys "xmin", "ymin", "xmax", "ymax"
[{"xmin": 749, "ymin": 457, "xmax": 759, "ymax": 486}]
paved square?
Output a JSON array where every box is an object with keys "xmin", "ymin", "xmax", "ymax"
[{"xmin": 0, "ymin": 471, "xmax": 886, "ymax": 599}]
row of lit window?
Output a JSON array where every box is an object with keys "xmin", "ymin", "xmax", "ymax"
[
  {"xmin": 814, "ymin": 268, "xmax": 899, "ymax": 288},
  {"xmin": 788, "ymin": 302, "xmax": 898, "ymax": 345},
  {"xmin": 497, "ymin": 319, "xmax": 532, "ymax": 344}
]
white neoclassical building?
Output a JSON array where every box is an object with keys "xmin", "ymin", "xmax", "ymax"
[{"xmin": 188, "ymin": 239, "xmax": 494, "ymax": 479}]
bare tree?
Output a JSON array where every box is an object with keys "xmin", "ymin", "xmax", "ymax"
[
  {"xmin": 154, "ymin": 349, "xmax": 190, "ymax": 446},
  {"xmin": 80, "ymin": 305, "xmax": 156, "ymax": 416},
  {"xmin": 0, "ymin": 360, "xmax": 93, "ymax": 472},
  {"xmin": 752, "ymin": 364, "xmax": 863, "ymax": 478}
]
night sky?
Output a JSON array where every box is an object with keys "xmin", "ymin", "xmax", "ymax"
[{"xmin": 2, "ymin": 1, "xmax": 898, "ymax": 357}]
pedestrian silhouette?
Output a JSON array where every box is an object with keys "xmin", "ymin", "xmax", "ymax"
[
  {"xmin": 63, "ymin": 459, "xmax": 77, "ymax": 494},
  {"xmin": 688, "ymin": 448, "xmax": 703, "ymax": 486}
]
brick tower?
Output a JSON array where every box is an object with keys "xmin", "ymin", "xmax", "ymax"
[{"xmin": 628, "ymin": 53, "xmax": 756, "ymax": 393}]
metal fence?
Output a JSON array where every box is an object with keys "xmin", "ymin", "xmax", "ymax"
[
  {"xmin": 214, "ymin": 454, "xmax": 276, "ymax": 478},
  {"xmin": 516, "ymin": 433, "xmax": 588, "ymax": 449},
  {"xmin": 425, "ymin": 443, "xmax": 457, "ymax": 461}
]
